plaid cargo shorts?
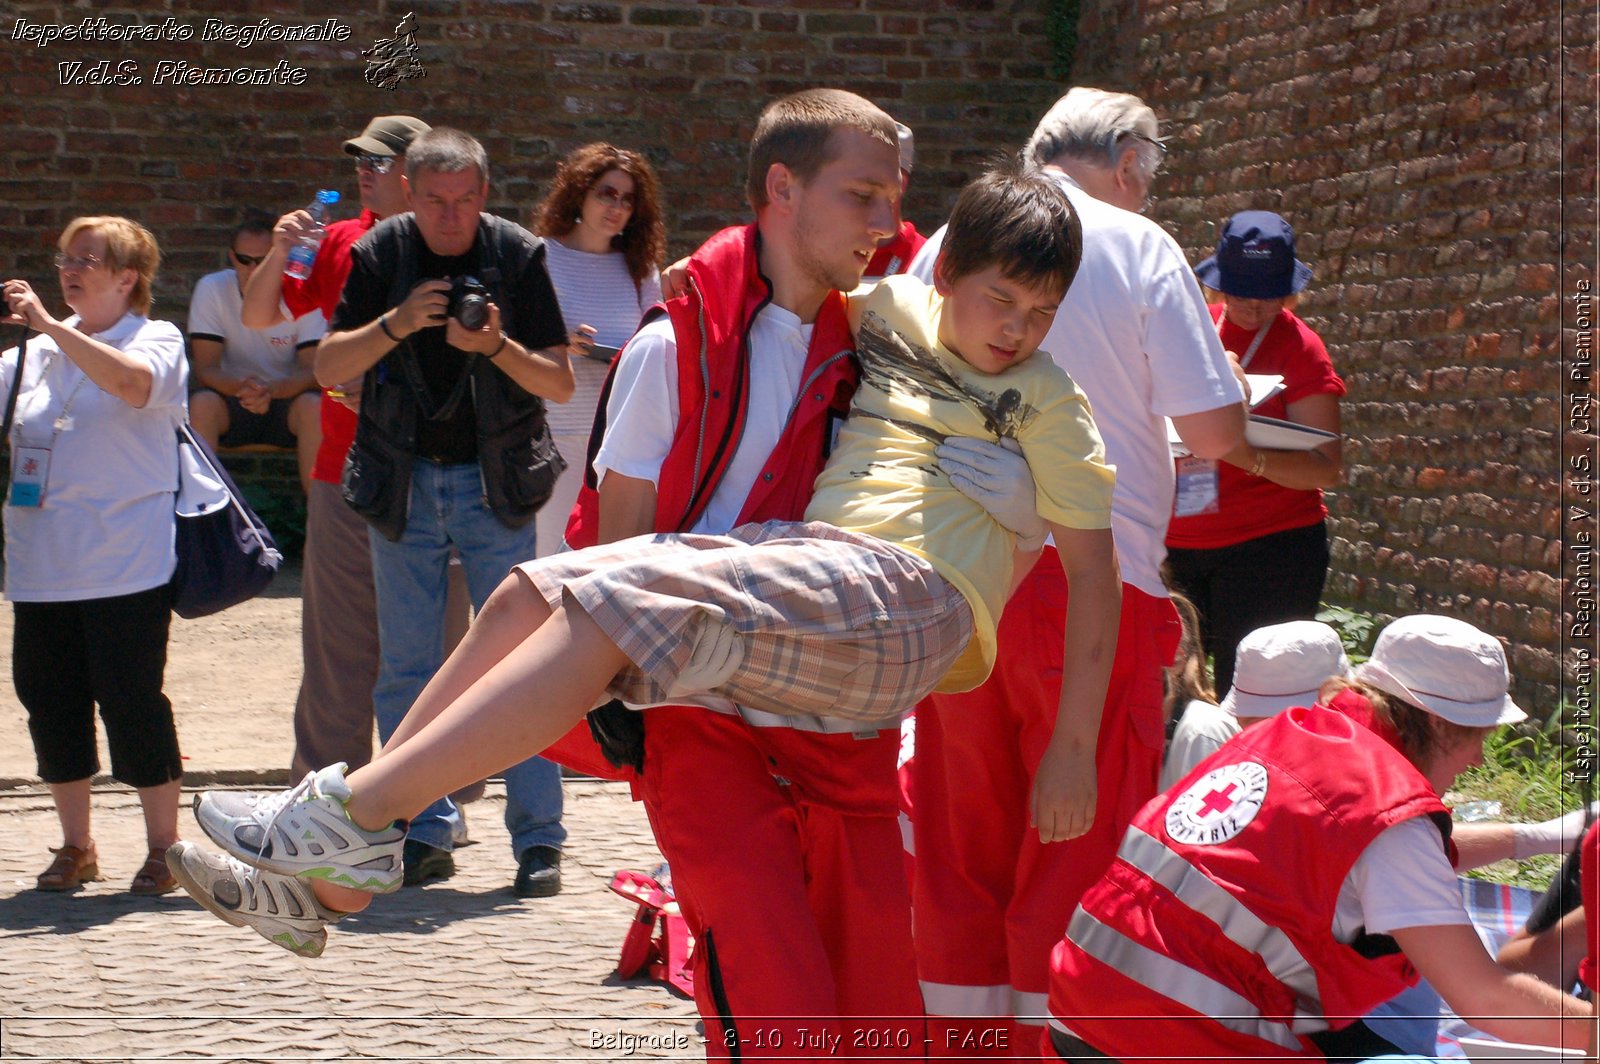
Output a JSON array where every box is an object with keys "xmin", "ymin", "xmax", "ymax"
[{"xmin": 515, "ymin": 520, "xmax": 973, "ymax": 722}]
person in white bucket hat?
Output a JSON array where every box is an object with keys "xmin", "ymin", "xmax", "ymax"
[
  {"xmin": 1161, "ymin": 618, "xmax": 1350, "ymax": 788},
  {"xmin": 1045, "ymin": 613, "xmax": 1594, "ymax": 1061},
  {"xmin": 1354, "ymin": 613, "xmax": 1526, "ymax": 727}
]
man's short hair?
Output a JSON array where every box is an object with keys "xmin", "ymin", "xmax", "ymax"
[
  {"xmin": 1024, "ymin": 87, "xmax": 1163, "ymax": 180},
  {"xmin": 233, "ymin": 209, "xmax": 275, "ymax": 243},
  {"xmin": 406, "ymin": 127, "xmax": 490, "ymax": 185},
  {"xmin": 745, "ymin": 88, "xmax": 897, "ymax": 209},
  {"xmin": 940, "ymin": 157, "xmax": 1083, "ymax": 298}
]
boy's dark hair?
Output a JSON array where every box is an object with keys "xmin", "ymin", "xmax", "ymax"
[
  {"xmin": 746, "ymin": 88, "xmax": 897, "ymax": 210},
  {"xmin": 940, "ymin": 157, "xmax": 1083, "ymax": 297}
]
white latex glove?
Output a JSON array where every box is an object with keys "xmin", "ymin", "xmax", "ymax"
[
  {"xmin": 1512, "ymin": 802, "xmax": 1600, "ymax": 859},
  {"xmin": 936, "ymin": 436, "xmax": 1047, "ymax": 552},
  {"xmin": 662, "ymin": 613, "xmax": 745, "ymax": 698}
]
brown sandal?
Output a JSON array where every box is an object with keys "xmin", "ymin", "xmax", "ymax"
[
  {"xmin": 130, "ymin": 848, "xmax": 178, "ymax": 896},
  {"xmin": 36, "ymin": 844, "xmax": 100, "ymax": 891}
]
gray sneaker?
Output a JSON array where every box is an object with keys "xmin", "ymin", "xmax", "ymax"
[
  {"xmin": 192, "ymin": 764, "xmax": 405, "ymax": 893},
  {"xmin": 166, "ymin": 841, "xmax": 338, "ymax": 957}
]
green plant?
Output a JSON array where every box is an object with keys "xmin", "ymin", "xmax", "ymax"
[
  {"xmin": 1451, "ymin": 719, "xmax": 1585, "ymax": 889},
  {"xmin": 1046, "ymin": 0, "xmax": 1081, "ymax": 79},
  {"xmin": 1315, "ymin": 604, "xmax": 1379, "ymax": 663},
  {"xmin": 240, "ymin": 483, "xmax": 306, "ymax": 560}
]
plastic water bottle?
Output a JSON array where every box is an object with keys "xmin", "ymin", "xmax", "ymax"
[{"xmin": 283, "ymin": 189, "xmax": 340, "ymax": 281}]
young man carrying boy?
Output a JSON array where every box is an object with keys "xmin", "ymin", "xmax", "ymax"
[{"xmin": 168, "ymin": 160, "xmax": 1120, "ymax": 1004}]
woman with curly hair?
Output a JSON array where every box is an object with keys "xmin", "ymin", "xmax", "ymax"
[{"xmin": 531, "ymin": 143, "xmax": 665, "ymax": 554}]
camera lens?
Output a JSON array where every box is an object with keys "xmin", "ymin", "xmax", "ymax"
[{"xmin": 457, "ymin": 294, "xmax": 488, "ymax": 331}]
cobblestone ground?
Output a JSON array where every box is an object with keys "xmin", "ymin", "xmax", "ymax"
[{"xmin": 0, "ymin": 781, "xmax": 703, "ymax": 1062}]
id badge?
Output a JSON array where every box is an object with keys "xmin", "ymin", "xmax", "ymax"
[
  {"xmin": 10, "ymin": 446, "xmax": 51, "ymax": 507},
  {"xmin": 1173, "ymin": 455, "xmax": 1219, "ymax": 517}
]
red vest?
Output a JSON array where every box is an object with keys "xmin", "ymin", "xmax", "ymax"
[
  {"xmin": 544, "ymin": 225, "xmax": 858, "ymax": 782},
  {"xmin": 563, "ymin": 223, "xmax": 857, "ymax": 546},
  {"xmin": 1048, "ymin": 705, "xmax": 1450, "ymax": 1060},
  {"xmin": 864, "ymin": 220, "xmax": 926, "ymax": 279}
]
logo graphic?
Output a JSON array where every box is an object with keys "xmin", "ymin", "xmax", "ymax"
[
  {"xmin": 1164, "ymin": 761, "xmax": 1269, "ymax": 845},
  {"xmin": 363, "ymin": 12, "xmax": 426, "ymax": 91}
]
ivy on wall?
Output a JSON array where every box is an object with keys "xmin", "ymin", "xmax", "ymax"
[{"xmin": 1047, "ymin": 0, "xmax": 1082, "ymax": 78}]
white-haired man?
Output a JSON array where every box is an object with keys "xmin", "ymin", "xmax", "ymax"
[{"xmin": 905, "ymin": 87, "xmax": 1249, "ymax": 1055}]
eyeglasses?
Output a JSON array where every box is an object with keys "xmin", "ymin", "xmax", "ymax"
[
  {"xmin": 230, "ymin": 250, "xmax": 265, "ymax": 266},
  {"xmin": 1118, "ymin": 129, "xmax": 1167, "ymax": 160},
  {"xmin": 591, "ymin": 184, "xmax": 636, "ymax": 209},
  {"xmin": 355, "ymin": 153, "xmax": 396, "ymax": 175},
  {"xmin": 54, "ymin": 253, "xmax": 103, "ymax": 272}
]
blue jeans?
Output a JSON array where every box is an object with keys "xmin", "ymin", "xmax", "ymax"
[{"xmin": 369, "ymin": 459, "xmax": 566, "ymax": 856}]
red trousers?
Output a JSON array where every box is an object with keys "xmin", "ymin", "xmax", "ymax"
[
  {"xmin": 638, "ymin": 706, "xmax": 924, "ymax": 1059},
  {"xmin": 909, "ymin": 550, "xmax": 1180, "ymax": 1056}
]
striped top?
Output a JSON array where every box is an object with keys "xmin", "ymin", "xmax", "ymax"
[{"xmin": 542, "ymin": 238, "xmax": 661, "ymax": 441}]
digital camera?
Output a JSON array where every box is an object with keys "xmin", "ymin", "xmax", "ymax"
[{"xmin": 446, "ymin": 275, "xmax": 490, "ymax": 330}]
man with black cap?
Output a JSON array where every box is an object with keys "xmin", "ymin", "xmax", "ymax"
[{"xmin": 240, "ymin": 115, "xmax": 441, "ymax": 809}]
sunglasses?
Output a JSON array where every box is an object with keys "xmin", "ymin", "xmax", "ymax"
[
  {"xmin": 355, "ymin": 153, "xmax": 396, "ymax": 175},
  {"xmin": 230, "ymin": 249, "xmax": 266, "ymax": 266},
  {"xmin": 54, "ymin": 253, "xmax": 104, "ymax": 272},
  {"xmin": 591, "ymin": 184, "xmax": 636, "ymax": 209}
]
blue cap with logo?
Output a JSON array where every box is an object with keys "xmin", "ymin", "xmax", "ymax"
[{"xmin": 1194, "ymin": 210, "xmax": 1313, "ymax": 299}]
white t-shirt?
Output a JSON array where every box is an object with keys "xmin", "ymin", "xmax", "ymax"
[
  {"xmin": 1160, "ymin": 699, "xmax": 1241, "ymax": 790},
  {"xmin": 909, "ymin": 171, "xmax": 1244, "ymax": 596},
  {"xmin": 595, "ymin": 305, "xmax": 811, "ymax": 536},
  {"xmin": 187, "ymin": 269, "xmax": 324, "ymax": 383},
  {"xmin": 1336, "ymin": 815, "xmax": 1471, "ymax": 939},
  {"xmin": 2, "ymin": 313, "xmax": 189, "ymax": 601},
  {"xmin": 542, "ymin": 240, "xmax": 661, "ymax": 443},
  {"xmin": 594, "ymin": 303, "xmax": 890, "ymax": 732}
]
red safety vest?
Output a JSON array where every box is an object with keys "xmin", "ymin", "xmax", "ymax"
[
  {"xmin": 543, "ymin": 225, "xmax": 858, "ymax": 782},
  {"xmin": 563, "ymin": 223, "xmax": 857, "ymax": 546},
  {"xmin": 1049, "ymin": 705, "xmax": 1451, "ymax": 1060}
]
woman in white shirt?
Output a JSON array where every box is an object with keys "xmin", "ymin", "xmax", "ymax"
[
  {"xmin": 530, "ymin": 142, "xmax": 665, "ymax": 555},
  {"xmin": 2, "ymin": 216, "xmax": 189, "ymax": 897}
]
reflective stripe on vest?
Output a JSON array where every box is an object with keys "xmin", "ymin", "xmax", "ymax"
[
  {"xmin": 1064, "ymin": 908, "xmax": 1303, "ymax": 1052},
  {"xmin": 920, "ymin": 980, "xmax": 1011, "ymax": 1018},
  {"xmin": 1117, "ymin": 826, "xmax": 1328, "ymax": 1033}
]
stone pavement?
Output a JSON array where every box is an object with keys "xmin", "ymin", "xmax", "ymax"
[{"xmin": 0, "ymin": 781, "xmax": 702, "ymax": 1062}]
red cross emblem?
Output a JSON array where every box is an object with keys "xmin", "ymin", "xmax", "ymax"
[{"xmin": 1197, "ymin": 783, "xmax": 1237, "ymax": 816}]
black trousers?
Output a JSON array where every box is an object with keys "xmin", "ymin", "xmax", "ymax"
[
  {"xmin": 14, "ymin": 583, "xmax": 183, "ymax": 788},
  {"xmin": 1164, "ymin": 521, "xmax": 1331, "ymax": 696}
]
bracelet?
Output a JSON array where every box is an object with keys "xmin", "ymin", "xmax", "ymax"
[
  {"xmin": 378, "ymin": 314, "xmax": 400, "ymax": 343},
  {"xmin": 487, "ymin": 333, "xmax": 508, "ymax": 359},
  {"xmin": 1249, "ymin": 449, "xmax": 1268, "ymax": 478}
]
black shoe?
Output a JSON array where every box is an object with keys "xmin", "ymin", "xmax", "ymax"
[
  {"xmin": 402, "ymin": 840, "xmax": 454, "ymax": 887},
  {"xmin": 513, "ymin": 845, "xmax": 562, "ymax": 898}
]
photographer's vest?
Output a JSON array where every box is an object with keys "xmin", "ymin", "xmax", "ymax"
[
  {"xmin": 1048, "ymin": 705, "xmax": 1452, "ymax": 1061},
  {"xmin": 343, "ymin": 213, "xmax": 562, "ymax": 540}
]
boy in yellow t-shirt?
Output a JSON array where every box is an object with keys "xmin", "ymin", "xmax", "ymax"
[{"xmin": 173, "ymin": 161, "xmax": 1120, "ymax": 953}]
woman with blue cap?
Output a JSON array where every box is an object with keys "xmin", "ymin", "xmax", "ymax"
[{"xmin": 1165, "ymin": 210, "xmax": 1346, "ymax": 694}]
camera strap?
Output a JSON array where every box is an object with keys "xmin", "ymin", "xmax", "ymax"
[
  {"xmin": 1, "ymin": 326, "xmax": 30, "ymax": 459},
  {"xmin": 380, "ymin": 215, "xmax": 511, "ymax": 423}
]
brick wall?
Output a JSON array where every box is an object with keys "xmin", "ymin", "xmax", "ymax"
[
  {"xmin": 0, "ymin": 1, "xmax": 1062, "ymax": 321},
  {"xmin": 4, "ymin": 1, "xmax": 1594, "ymax": 710},
  {"xmin": 1073, "ymin": 0, "xmax": 1597, "ymax": 711}
]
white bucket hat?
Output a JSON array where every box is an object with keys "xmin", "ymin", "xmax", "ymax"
[
  {"xmin": 1354, "ymin": 614, "xmax": 1526, "ymax": 726},
  {"xmin": 1220, "ymin": 620, "xmax": 1351, "ymax": 718}
]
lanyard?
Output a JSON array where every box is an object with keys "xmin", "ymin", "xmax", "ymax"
[
  {"xmin": 13, "ymin": 346, "xmax": 89, "ymax": 450},
  {"xmin": 1216, "ymin": 313, "xmax": 1274, "ymax": 371}
]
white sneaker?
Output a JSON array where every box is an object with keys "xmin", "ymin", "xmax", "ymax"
[
  {"xmin": 192, "ymin": 764, "xmax": 405, "ymax": 893},
  {"xmin": 166, "ymin": 841, "xmax": 338, "ymax": 957}
]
